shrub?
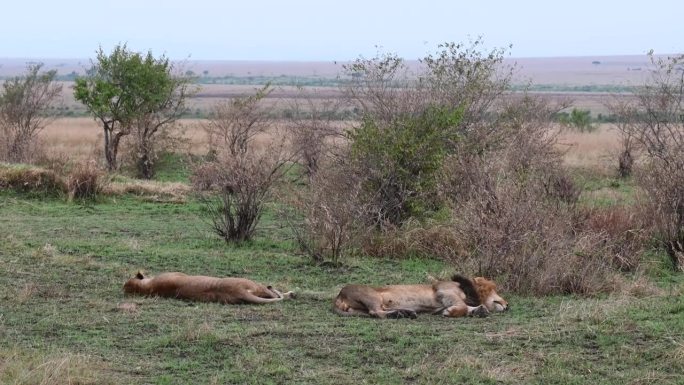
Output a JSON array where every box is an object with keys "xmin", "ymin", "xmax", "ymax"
[
  {"xmin": 348, "ymin": 106, "xmax": 463, "ymax": 226},
  {"xmin": 579, "ymin": 204, "xmax": 651, "ymax": 271},
  {"xmin": 558, "ymin": 108, "xmax": 597, "ymax": 132},
  {"xmin": 611, "ymin": 53, "xmax": 684, "ymax": 271},
  {"xmin": 450, "ymin": 174, "xmax": 618, "ymax": 295},
  {"xmin": 435, "ymin": 95, "xmax": 625, "ymax": 295},
  {"xmin": 280, "ymin": 162, "xmax": 365, "ymax": 264},
  {"xmin": 638, "ymin": 159, "xmax": 684, "ymax": 271},
  {"xmin": 196, "ymin": 142, "xmax": 292, "ymax": 243}
]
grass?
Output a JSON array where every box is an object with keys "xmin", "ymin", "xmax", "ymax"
[{"xmin": 1, "ymin": 190, "xmax": 683, "ymax": 384}]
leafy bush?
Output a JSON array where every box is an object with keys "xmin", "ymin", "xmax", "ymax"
[{"xmin": 348, "ymin": 106, "xmax": 462, "ymax": 226}]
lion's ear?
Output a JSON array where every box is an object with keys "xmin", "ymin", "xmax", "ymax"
[{"xmin": 135, "ymin": 271, "xmax": 145, "ymax": 280}]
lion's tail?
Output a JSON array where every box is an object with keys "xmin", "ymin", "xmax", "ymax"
[
  {"xmin": 240, "ymin": 292, "xmax": 287, "ymax": 304},
  {"xmin": 451, "ymin": 274, "xmax": 480, "ymax": 306}
]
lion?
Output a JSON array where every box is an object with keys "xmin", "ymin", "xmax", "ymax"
[
  {"xmin": 333, "ymin": 274, "xmax": 508, "ymax": 319},
  {"xmin": 123, "ymin": 272, "xmax": 294, "ymax": 304}
]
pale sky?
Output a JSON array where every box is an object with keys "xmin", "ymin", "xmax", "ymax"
[{"xmin": 1, "ymin": 0, "xmax": 682, "ymax": 60}]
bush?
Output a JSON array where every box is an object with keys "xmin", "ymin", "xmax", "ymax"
[
  {"xmin": 348, "ymin": 106, "xmax": 462, "ymax": 226},
  {"xmin": 196, "ymin": 143, "xmax": 292, "ymax": 243},
  {"xmin": 638, "ymin": 159, "xmax": 684, "ymax": 271},
  {"xmin": 280, "ymin": 163, "xmax": 365, "ymax": 264},
  {"xmin": 450, "ymin": 173, "xmax": 618, "ymax": 295},
  {"xmin": 611, "ymin": 53, "xmax": 684, "ymax": 271},
  {"xmin": 434, "ymin": 95, "xmax": 628, "ymax": 295},
  {"xmin": 579, "ymin": 204, "xmax": 651, "ymax": 271}
]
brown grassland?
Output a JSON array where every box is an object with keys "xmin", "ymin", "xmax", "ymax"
[{"xmin": 40, "ymin": 117, "xmax": 623, "ymax": 171}]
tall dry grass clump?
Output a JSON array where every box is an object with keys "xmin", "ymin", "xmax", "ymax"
[
  {"xmin": 65, "ymin": 161, "xmax": 106, "ymax": 201},
  {"xmin": 360, "ymin": 218, "xmax": 467, "ymax": 262},
  {"xmin": 638, "ymin": 159, "xmax": 684, "ymax": 271},
  {"xmin": 579, "ymin": 204, "xmax": 653, "ymax": 271},
  {"xmin": 0, "ymin": 164, "xmax": 65, "ymax": 195}
]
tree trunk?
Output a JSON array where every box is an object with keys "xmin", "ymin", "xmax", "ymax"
[
  {"xmin": 618, "ymin": 149, "xmax": 633, "ymax": 178},
  {"xmin": 137, "ymin": 142, "xmax": 154, "ymax": 179},
  {"xmin": 104, "ymin": 127, "xmax": 116, "ymax": 171}
]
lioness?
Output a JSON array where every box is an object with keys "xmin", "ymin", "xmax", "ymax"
[
  {"xmin": 333, "ymin": 275, "xmax": 508, "ymax": 319},
  {"xmin": 123, "ymin": 272, "xmax": 294, "ymax": 304}
]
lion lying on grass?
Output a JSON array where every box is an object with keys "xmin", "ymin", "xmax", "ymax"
[
  {"xmin": 333, "ymin": 275, "xmax": 508, "ymax": 319},
  {"xmin": 123, "ymin": 272, "xmax": 294, "ymax": 304}
]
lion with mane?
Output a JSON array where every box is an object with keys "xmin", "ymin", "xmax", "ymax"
[{"xmin": 333, "ymin": 274, "xmax": 508, "ymax": 318}]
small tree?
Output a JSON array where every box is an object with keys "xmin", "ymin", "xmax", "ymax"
[
  {"xmin": 0, "ymin": 64, "xmax": 62, "ymax": 163},
  {"xmin": 130, "ymin": 61, "xmax": 194, "ymax": 179},
  {"xmin": 74, "ymin": 44, "xmax": 193, "ymax": 175}
]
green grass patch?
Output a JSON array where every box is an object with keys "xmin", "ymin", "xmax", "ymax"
[{"xmin": 1, "ymin": 191, "xmax": 682, "ymax": 384}]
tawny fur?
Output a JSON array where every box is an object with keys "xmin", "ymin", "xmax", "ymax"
[
  {"xmin": 333, "ymin": 275, "xmax": 508, "ymax": 319},
  {"xmin": 123, "ymin": 272, "xmax": 294, "ymax": 305}
]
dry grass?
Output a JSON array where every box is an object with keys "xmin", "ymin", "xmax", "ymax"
[
  {"xmin": 0, "ymin": 347, "xmax": 114, "ymax": 385},
  {"xmin": 39, "ymin": 118, "xmax": 101, "ymax": 161},
  {"xmin": 38, "ymin": 118, "xmax": 287, "ymax": 161},
  {"xmin": 103, "ymin": 179, "xmax": 191, "ymax": 203},
  {"xmin": 557, "ymin": 124, "xmax": 622, "ymax": 173}
]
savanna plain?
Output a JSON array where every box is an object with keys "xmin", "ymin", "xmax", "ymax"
[{"xmin": 1, "ymin": 55, "xmax": 683, "ymax": 385}]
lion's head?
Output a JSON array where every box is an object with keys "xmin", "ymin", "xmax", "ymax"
[
  {"xmin": 473, "ymin": 277, "xmax": 508, "ymax": 312},
  {"xmin": 123, "ymin": 271, "xmax": 147, "ymax": 294}
]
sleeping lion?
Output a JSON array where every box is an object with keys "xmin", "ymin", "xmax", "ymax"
[
  {"xmin": 123, "ymin": 272, "xmax": 294, "ymax": 304},
  {"xmin": 333, "ymin": 274, "xmax": 508, "ymax": 319}
]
